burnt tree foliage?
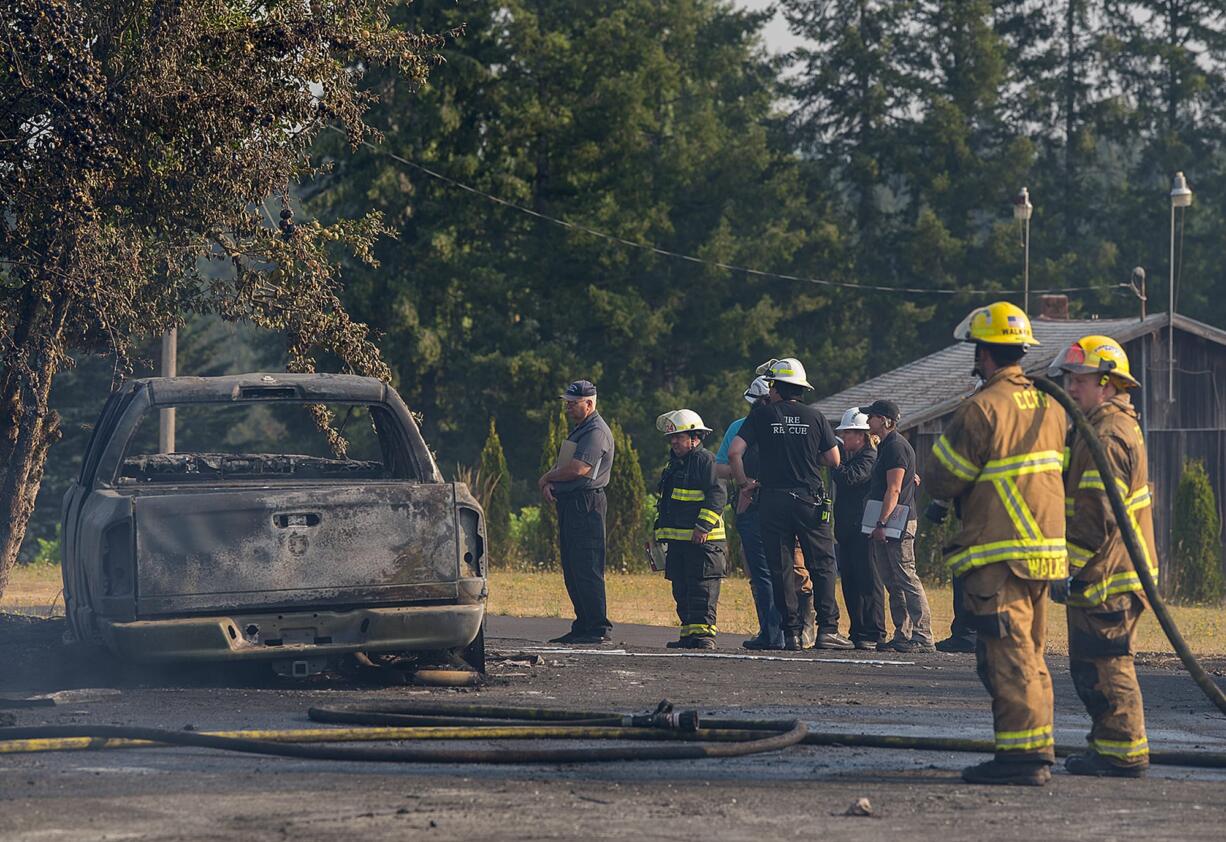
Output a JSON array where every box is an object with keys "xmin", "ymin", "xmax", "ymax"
[{"xmin": 0, "ymin": 0, "xmax": 445, "ymax": 597}]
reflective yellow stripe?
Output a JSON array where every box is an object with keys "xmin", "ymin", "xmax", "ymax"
[
  {"xmin": 696, "ymin": 508, "xmax": 721, "ymax": 526},
  {"xmin": 670, "ymin": 488, "xmax": 705, "ymax": 502},
  {"xmin": 1078, "ymin": 470, "xmax": 1128, "ymax": 494},
  {"xmin": 948, "ymin": 539, "xmax": 1067, "ymax": 577},
  {"xmin": 995, "ymin": 724, "xmax": 1054, "ymax": 752},
  {"xmin": 1063, "ymin": 446, "xmax": 1071, "ymax": 470},
  {"xmin": 978, "ymin": 450, "xmax": 1064, "ymax": 479},
  {"xmin": 1068, "ymin": 569, "xmax": 1155, "ymax": 607},
  {"xmin": 1065, "ymin": 496, "xmax": 1076, "ymax": 517},
  {"xmin": 680, "ymin": 623, "xmax": 717, "ymax": 637},
  {"xmin": 933, "ymin": 434, "xmax": 978, "ymax": 481},
  {"xmin": 1068, "ymin": 542, "xmax": 1095, "ymax": 572},
  {"xmin": 654, "ymin": 527, "xmax": 726, "ymax": 542},
  {"xmin": 992, "ymin": 477, "xmax": 1042, "ymax": 541},
  {"xmin": 1090, "ymin": 737, "xmax": 1149, "ymax": 759},
  {"xmin": 1069, "ymin": 475, "xmax": 1158, "ymax": 588}
]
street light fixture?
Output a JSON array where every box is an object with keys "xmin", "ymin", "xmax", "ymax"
[
  {"xmin": 1168, "ymin": 172, "xmax": 1193, "ymax": 402},
  {"xmin": 1014, "ymin": 187, "xmax": 1033, "ymax": 314}
]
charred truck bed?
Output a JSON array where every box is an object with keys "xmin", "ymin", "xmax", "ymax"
[{"xmin": 60, "ymin": 373, "xmax": 487, "ymax": 668}]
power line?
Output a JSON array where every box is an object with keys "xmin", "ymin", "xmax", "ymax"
[{"xmin": 328, "ymin": 127, "xmax": 1122, "ymax": 299}]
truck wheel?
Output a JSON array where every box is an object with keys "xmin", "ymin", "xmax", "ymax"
[{"xmin": 461, "ymin": 619, "xmax": 486, "ymax": 674}]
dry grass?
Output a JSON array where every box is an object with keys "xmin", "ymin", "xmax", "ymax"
[
  {"xmin": 1, "ymin": 564, "xmax": 64, "ymax": 615},
  {"xmin": 488, "ymin": 568, "xmax": 1226, "ymax": 656},
  {"xmin": 7, "ymin": 565, "xmax": 1223, "ymax": 656}
]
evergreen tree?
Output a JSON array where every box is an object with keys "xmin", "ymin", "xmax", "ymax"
[
  {"xmin": 782, "ymin": 0, "xmax": 927, "ymax": 371},
  {"xmin": 531, "ymin": 407, "xmax": 569, "ymax": 570},
  {"xmin": 606, "ymin": 420, "xmax": 647, "ymax": 573},
  {"xmin": 1172, "ymin": 458, "xmax": 1223, "ymax": 604},
  {"xmin": 310, "ymin": 0, "xmax": 848, "ymax": 486},
  {"xmin": 478, "ymin": 418, "xmax": 513, "ymax": 564}
]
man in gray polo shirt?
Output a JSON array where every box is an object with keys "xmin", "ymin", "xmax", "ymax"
[{"xmin": 538, "ymin": 380, "xmax": 616, "ymax": 644}]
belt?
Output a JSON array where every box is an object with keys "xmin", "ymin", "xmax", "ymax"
[{"xmin": 555, "ymin": 487, "xmax": 605, "ymax": 498}]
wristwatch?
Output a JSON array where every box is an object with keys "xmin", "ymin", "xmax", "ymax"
[{"xmin": 875, "ymin": 520, "xmax": 887, "ymax": 529}]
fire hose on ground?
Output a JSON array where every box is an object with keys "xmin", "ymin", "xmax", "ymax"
[{"xmin": 0, "ymin": 379, "xmax": 1223, "ymax": 768}]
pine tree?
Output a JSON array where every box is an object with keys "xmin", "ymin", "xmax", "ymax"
[
  {"xmin": 605, "ymin": 420, "xmax": 646, "ymax": 573},
  {"xmin": 1172, "ymin": 458, "xmax": 1223, "ymax": 604},
  {"xmin": 531, "ymin": 407, "xmax": 569, "ymax": 570},
  {"xmin": 478, "ymin": 418, "xmax": 513, "ymax": 564}
]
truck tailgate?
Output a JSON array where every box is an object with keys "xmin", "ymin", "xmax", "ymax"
[{"xmin": 132, "ymin": 483, "xmax": 458, "ymax": 615}]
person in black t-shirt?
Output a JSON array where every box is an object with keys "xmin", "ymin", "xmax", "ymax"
[
  {"xmin": 862, "ymin": 399, "xmax": 933, "ymax": 653},
  {"xmin": 728, "ymin": 358, "xmax": 853, "ymax": 651},
  {"xmin": 832, "ymin": 408, "xmax": 886, "ymax": 649}
]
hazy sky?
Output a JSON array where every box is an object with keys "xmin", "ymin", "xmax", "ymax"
[{"xmin": 736, "ymin": 0, "xmax": 802, "ymax": 54}]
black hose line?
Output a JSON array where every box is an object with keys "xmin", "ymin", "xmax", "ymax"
[
  {"xmin": 0, "ymin": 705, "xmax": 808, "ymax": 764},
  {"xmin": 1033, "ymin": 377, "xmax": 1226, "ymax": 716}
]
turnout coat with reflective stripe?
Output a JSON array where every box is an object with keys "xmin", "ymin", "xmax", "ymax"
[
  {"xmin": 927, "ymin": 365, "xmax": 1069, "ymax": 580},
  {"xmin": 654, "ymin": 447, "xmax": 728, "ymax": 542},
  {"xmin": 1064, "ymin": 396, "xmax": 1157, "ymax": 608}
]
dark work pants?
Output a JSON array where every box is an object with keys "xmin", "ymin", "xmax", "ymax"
[
  {"xmin": 557, "ymin": 489, "xmax": 611, "ymax": 635},
  {"xmin": 837, "ymin": 532, "xmax": 885, "ymax": 643},
  {"xmin": 735, "ymin": 508, "xmax": 782, "ymax": 646},
  {"xmin": 949, "ymin": 574, "xmax": 978, "ymax": 644},
  {"xmin": 760, "ymin": 489, "xmax": 840, "ymax": 635},
  {"xmin": 665, "ymin": 542, "xmax": 725, "ymax": 636}
]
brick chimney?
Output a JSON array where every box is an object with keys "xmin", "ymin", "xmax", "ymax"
[{"xmin": 1037, "ymin": 294, "xmax": 1069, "ymax": 321}]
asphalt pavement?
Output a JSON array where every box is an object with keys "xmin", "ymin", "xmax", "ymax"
[{"xmin": 3, "ymin": 612, "xmax": 1226, "ymax": 841}]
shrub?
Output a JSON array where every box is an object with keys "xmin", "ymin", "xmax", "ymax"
[
  {"xmin": 914, "ymin": 492, "xmax": 955, "ymax": 586},
  {"xmin": 606, "ymin": 421, "xmax": 648, "ymax": 572},
  {"xmin": 478, "ymin": 418, "xmax": 512, "ymax": 563},
  {"xmin": 28, "ymin": 525, "xmax": 61, "ymax": 568},
  {"xmin": 1171, "ymin": 458, "xmax": 1224, "ymax": 604},
  {"xmin": 528, "ymin": 407, "xmax": 568, "ymax": 571}
]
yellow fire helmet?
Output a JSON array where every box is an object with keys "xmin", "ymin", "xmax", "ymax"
[
  {"xmin": 1047, "ymin": 334, "xmax": 1141, "ymax": 389},
  {"xmin": 656, "ymin": 409, "xmax": 712, "ymax": 436},
  {"xmin": 953, "ymin": 301, "xmax": 1040, "ymax": 347}
]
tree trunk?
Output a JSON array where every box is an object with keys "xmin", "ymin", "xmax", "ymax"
[{"xmin": 0, "ymin": 298, "xmax": 68, "ymax": 600}]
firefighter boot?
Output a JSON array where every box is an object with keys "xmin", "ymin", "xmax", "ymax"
[
  {"xmin": 799, "ymin": 591, "xmax": 818, "ymax": 650},
  {"xmin": 961, "ymin": 759, "xmax": 1051, "ymax": 787},
  {"xmin": 1065, "ymin": 752, "xmax": 1146, "ymax": 778}
]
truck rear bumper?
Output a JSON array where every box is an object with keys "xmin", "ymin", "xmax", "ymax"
[{"xmin": 99, "ymin": 602, "xmax": 485, "ymax": 663}]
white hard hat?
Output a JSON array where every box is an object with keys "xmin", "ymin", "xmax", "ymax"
[
  {"xmin": 743, "ymin": 376, "xmax": 771, "ymax": 405},
  {"xmin": 754, "ymin": 357, "xmax": 812, "ymax": 390},
  {"xmin": 656, "ymin": 409, "xmax": 712, "ymax": 436},
  {"xmin": 835, "ymin": 407, "xmax": 870, "ymax": 432}
]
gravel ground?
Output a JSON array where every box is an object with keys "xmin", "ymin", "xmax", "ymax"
[{"xmin": 3, "ymin": 612, "xmax": 1226, "ymax": 841}]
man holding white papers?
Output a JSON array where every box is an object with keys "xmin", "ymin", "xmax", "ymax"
[{"xmin": 862, "ymin": 399, "xmax": 933, "ymax": 653}]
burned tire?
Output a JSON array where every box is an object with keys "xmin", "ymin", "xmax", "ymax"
[{"xmin": 461, "ymin": 619, "xmax": 486, "ymax": 674}]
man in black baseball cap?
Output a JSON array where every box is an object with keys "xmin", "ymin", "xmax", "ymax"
[
  {"xmin": 859, "ymin": 399, "xmax": 901, "ymax": 424},
  {"xmin": 538, "ymin": 379, "xmax": 616, "ymax": 643},
  {"xmin": 862, "ymin": 398, "xmax": 934, "ymax": 653}
]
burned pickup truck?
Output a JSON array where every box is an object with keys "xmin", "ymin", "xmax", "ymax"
[{"xmin": 60, "ymin": 373, "xmax": 487, "ymax": 676}]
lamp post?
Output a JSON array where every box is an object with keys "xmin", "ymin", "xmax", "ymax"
[
  {"xmin": 1014, "ymin": 187, "xmax": 1033, "ymax": 314},
  {"xmin": 1168, "ymin": 172, "xmax": 1192, "ymax": 402}
]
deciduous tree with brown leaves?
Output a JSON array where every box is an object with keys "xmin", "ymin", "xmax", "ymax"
[{"xmin": 0, "ymin": 0, "xmax": 446, "ymax": 597}]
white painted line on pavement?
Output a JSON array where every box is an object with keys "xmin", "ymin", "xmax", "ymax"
[{"xmin": 518, "ymin": 648, "xmax": 916, "ymax": 666}]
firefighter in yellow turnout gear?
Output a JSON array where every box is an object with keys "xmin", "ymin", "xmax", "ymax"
[
  {"xmin": 654, "ymin": 410, "xmax": 728, "ymax": 649},
  {"xmin": 1049, "ymin": 335, "xmax": 1154, "ymax": 777},
  {"xmin": 926, "ymin": 302, "xmax": 1068, "ymax": 786}
]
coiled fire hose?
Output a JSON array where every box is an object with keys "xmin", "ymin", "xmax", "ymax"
[{"xmin": 1, "ymin": 377, "xmax": 1224, "ymax": 767}]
